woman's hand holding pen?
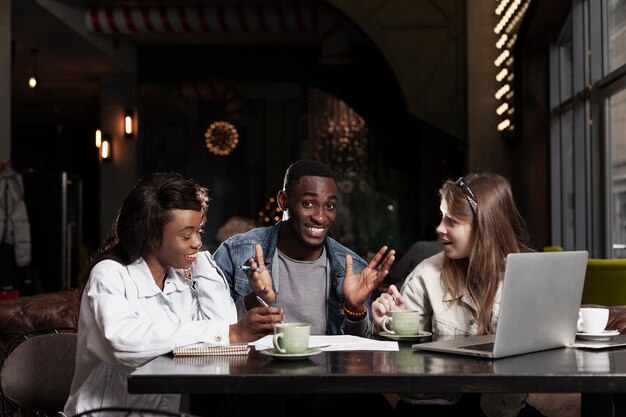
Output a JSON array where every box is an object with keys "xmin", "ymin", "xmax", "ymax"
[
  {"xmin": 242, "ymin": 244, "xmax": 276, "ymax": 305},
  {"xmin": 229, "ymin": 306, "xmax": 284, "ymax": 343}
]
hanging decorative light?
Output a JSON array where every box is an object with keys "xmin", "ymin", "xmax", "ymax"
[
  {"xmin": 310, "ymin": 88, "xmax": 368, "ymax": 174},
  {"xmin": 204, "ymin": 121, "xmax": 239, "ymax": 156}
]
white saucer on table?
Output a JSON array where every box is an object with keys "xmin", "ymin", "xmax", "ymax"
[
  {"xmin": 378, "ymin": 331, "xmax": 432, "ymax": 342},
  {"xmin": 259, "ymin": 347, "xmax": 322, "ymax": 361},
  {"xmin": 575, "ymin": 330, "xmax": 620, "ymax": 341}
]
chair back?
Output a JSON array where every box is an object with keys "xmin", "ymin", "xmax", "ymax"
[
  {"xmin": 582, "ymin": 258, "xmax": 626, "ymax": 305},
  {"xmin": 0, "ymin": 330, "xmax": 77, "ymax": 415},
  {"xmin": 387, "ymin": 241, "xmax": 442, "ymax": 288},
  {"xmin": 543, "ymin": 246, "xmax": 564, "ymax": 252}
]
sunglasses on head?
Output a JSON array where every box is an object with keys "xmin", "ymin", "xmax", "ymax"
[{"xmin": 455, "ymin": 177, "xmax": 478, "ymax": 219}]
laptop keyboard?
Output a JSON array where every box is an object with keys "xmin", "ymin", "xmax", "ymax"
[{"xmin": 460, "ymin": 342, "xmax": 494, "ymax": 352}]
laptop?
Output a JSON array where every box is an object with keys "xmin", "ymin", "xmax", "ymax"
[{"xmin": 412, "ymin": 251, "xmax": 589, "ymax": 358}]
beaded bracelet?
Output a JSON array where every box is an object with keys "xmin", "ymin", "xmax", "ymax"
[{"xmin": 342, "ymin": 303, "xmax": 367, "ymax": 321}]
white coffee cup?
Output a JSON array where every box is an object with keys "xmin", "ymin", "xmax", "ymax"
[{"xmin": 578, "ymin": 307, "xmax": 609, "ymax": 334}]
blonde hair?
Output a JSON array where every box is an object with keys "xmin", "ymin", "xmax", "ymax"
[{"xmin": 439, "ymin": 172, "xmax": 532, "ymax": 334}]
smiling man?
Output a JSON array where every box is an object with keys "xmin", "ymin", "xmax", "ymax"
[
  {"xmin": 213, "ymin": 159, "xmax": 395, "ymax": 336},
  {"xmin": 201, "ymin": 160, "xmax": 396, "ymax": 417}
]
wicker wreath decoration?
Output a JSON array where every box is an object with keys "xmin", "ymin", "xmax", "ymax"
[{"xmin": 204, "ymin": 121, "xmax": 239, "ymax": 156}]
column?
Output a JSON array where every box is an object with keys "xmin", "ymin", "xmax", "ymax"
[
  {"xmin": 99, "ymin": 76, "xmax": 140, "ymax": 240},
  {"xmin": 466, "ymin": 0, "xmax": 507, "ymax": 175},
  {"xmin": 0, "ymin": 0, "xmax": 10, "ymax": 160}
]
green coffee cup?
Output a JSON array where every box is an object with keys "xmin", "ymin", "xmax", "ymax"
[
  {"xmin": 273, "ymin": 323, "xmax": 310, "ymax": 354},
  {"xmin": 381, "ymin": 310, "xmax": 420, "ymax": 335}
]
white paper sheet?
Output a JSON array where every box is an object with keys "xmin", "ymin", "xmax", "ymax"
[{"xmin": 250, "ymin": 334, "xmax": 399, "ymax": 351}]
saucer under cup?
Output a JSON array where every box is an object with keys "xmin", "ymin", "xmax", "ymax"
[
  {"xmin": 576, "ymin": 329, "xmax": 619, "ymax": 341},
  {"xmin": 379, "ymin": 331, "xmax": 432, "ymax": 342},
  {"xmin": 260, "ymin": 347, "xmax": 322, "ymax": 361}
]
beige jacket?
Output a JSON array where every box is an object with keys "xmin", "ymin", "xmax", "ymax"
[
  {"xmin": 401, "ymin": 252, "xmax": 501, "ymax": 336},
  {"xmin": 399, "ymin": 252, "xmax": 526, "ymax": 417}
]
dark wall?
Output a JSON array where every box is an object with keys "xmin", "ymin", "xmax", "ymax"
[
  {"xmin": 11, "ymin": 122, "xmax": 100, "ymax": 291},
  {"xmin": 137, "ymin": 43, "xmax": 464, "ymax": 255}
]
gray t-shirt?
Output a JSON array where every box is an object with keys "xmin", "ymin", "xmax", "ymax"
[{"xmin": 276, "ymin": 247, "xmax": 328, "ymax": 335}]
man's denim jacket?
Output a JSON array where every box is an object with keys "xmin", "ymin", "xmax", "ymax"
[{"xmin": 213, "ymin": 221, "xmax": 372, "ymax": 336}]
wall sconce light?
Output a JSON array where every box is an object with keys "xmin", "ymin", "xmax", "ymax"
[
  {"xmin": 101, "ymin": 135, "xmax": 112, "ymax": 162},
  {"xmin": 28, "ymin": 49, "xmax": 39, "ymax": 89},
  {"xmin": 124, "ymin": 110, "xmax": 134, "ymax": 138},
  {"xmin": 95, "ymin": 129, "xmax": 102, "ymax": 148}
]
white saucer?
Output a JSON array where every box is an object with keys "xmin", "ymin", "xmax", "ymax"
[
  {"xmin": 575, "ymin": 330, "xmax": 620, "ymax": 341},
  {"xmin": 259, "ymin": 347, "xmax": 322, "ymax": 361},
  {"xmin": 379, "ymin": 331, "xmax": 432, "ymax": 342}
]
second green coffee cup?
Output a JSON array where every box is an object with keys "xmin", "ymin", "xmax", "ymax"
[{"xmin": 381, "ymin": 310, "xmax": 420, "ymax": 335}]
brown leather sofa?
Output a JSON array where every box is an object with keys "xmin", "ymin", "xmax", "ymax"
[
  {"xmin": 0, "ymin": 290, "xmax": 79, "ymax": 352},
  {"xmin": 1, "ymin": 292, "xmax": 626, "ymax": 417}
]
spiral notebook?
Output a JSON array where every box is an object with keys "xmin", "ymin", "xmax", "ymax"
[{"xmin": 172, "ymin": 343, "xmax": 250, "ymax": 356}]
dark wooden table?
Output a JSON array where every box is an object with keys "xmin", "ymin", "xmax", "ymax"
[{"xmin": 128, "ymin": 342, "xmax": 626, "ymax": 417}]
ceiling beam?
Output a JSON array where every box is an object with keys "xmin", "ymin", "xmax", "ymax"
[{"xmin": 35, "ymin": 0, "xmax": 136, "ymax": 75}]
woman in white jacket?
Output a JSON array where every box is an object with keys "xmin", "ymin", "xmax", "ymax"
[
  {"xmin": 64, "ymin": 172, "xmax": 283, "ymax": 416},
  {"xmin": 372, "ymin": 173, "xmax": 542, "ymax": 417}
]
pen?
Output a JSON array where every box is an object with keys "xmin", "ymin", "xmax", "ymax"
[
  {"xmin": 256, "ymin": 295, "xmax": 269, "ymax": 307},
  {"xmin": 241, "ymin": 265, "xmax": 267, "ymax": 273},
  {"xmin": 256, "ymin": 296, "xmax": 284, "ymax": 323}
]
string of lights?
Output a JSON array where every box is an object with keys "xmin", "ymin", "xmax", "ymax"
[
  {"xmin": 494, "ymin": 0, "xmax": 531, "ymax": 136},
  {"xmin": 258, "ymin": 196, "xmax": 282, "ymax": 225}
]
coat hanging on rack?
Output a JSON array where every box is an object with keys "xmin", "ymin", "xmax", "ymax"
[{"xmin": 0, "ymin": 165, "xmax": 31, "ymax": 267}]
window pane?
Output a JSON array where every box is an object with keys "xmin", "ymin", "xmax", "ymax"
[
  {"xmin": 610, "ymin": 87, "xmax": 626, "ymax": 257},
  {"xmin": 560, "ymin": 42, "xmax": 573, "ymax": 100},
  {"xmin": 607, "ymin": 0, "xmax": 626, "ymax": 72},
  {"xmin": 561, "ymin": 107, "xmax": 575, "ymax": 248}
]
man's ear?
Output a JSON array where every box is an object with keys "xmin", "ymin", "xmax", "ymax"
[
  {"xmin": 277, "ymin": 190, "xmax": 286, "ymax": 211},
  {"xmin": 277, "ymin": 190, "xmax": 288, "ymax": 219}
]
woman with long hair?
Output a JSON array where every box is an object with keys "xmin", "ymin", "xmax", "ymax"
[
  {"xmin": 372, "ymin": 172, "xmax": 542, "ymax": 417},
  {"xmin": 64, "ymin": 172, "xmax": 283, "ymax": 416}
]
